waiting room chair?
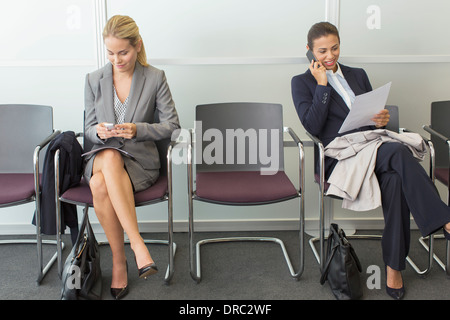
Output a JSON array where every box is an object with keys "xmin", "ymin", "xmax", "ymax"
[
  {"xmin": 421, "ymin": 100, "xmax": 450, "ymax": 276},
  {"xmin": 307, "ymin": 105, "xmax": 434, "ymax": 275},
  {"xmin": 187, "ymin": 102, "xmax": 305, "ymax": 282},
  {"xmin": 54, "ymin": 115, "xmax": 178, "ymax": 284},
  {"xmin": 0, "ymin": 104, "xmax": 62, "ymax": 284}
]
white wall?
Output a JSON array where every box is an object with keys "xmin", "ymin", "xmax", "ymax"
[{"xmin": 1, "ymin": 0, "xmax": 449, "ymax": 235}]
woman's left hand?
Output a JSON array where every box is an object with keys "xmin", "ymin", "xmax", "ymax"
[
  {"xmin": 113, "ymin": 123, "xmax": 137, "ymax": 139},
  {"xmin": 372, "ymin": 109, "xmax": 390, "ymax": 128}
]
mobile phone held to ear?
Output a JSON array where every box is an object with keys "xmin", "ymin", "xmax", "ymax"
[{"xmin": 306, "ymin": 49, "xmax": 317, "ymax": 64}]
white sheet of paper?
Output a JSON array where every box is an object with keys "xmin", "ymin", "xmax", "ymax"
[{"xmin": 338, "ymin": 82, "xmax": 392, "ymax": 134}]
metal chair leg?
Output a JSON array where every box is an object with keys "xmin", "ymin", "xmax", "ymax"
[
  {"xmin": 188, "ymin": 188, "xmax": 305, "ymax": 283},
  {"xmin": 419, "ymin": 235, "xmax": 450, "ymax": 277},
  {"xmin": 0, "ymin": 238, "xmax": 64, "ymax": 284}
]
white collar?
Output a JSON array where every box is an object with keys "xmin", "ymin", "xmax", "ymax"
[{"xmin": 326, "ymin": 63, "xmax": 344, "ymax": 78}]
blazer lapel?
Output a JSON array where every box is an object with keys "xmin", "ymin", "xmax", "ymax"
[
  {"xmin": 329, "ymin": 64, "xmax": 365, "ymax": 116},
  {"xmin": 99, "ymin": 63, "xmax": 116, "ymax": 123},
  {"xmin": 327, "ymin": 79, "xmax": 350, "ymax": 117},
  {"xmin": 329, "ymin": 85, "xmax": 350, "ymax": 116},
  {"xmin": 125, "ymin": 62, "xmax": 146, "ymax": 123},
  {"xmin": 340, "ymin": 64, "xmax": 365, "ymax": 96}
]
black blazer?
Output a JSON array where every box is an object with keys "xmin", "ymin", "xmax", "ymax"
[
  {"xmin": 291, "ymin": 64, "xmax": 375, "ymax": 177},
  {"xmin": 33, "ymin": 131, "xmax": 83, "ymax": 244}
]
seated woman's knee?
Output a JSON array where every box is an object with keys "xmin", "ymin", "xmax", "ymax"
[
  {"xmin": 380, "ymin": 142, "xmax": 412, "ymax": 158},
  {"xmin": 89, "ymin": 172, "xmax": 108, "ymax": 198},
  {"xmin": 96, "ymin": 149, "xmax": 124, "ymax": 168}
]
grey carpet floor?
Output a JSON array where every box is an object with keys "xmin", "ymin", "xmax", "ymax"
[{"xmin": 0, "ymin": 230, "xmax": 449, "ymax": 301}]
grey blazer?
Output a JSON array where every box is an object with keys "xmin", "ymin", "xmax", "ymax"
[{"xmin": 84, "ymin": 62, "xmax": 180, "ymax": 174}]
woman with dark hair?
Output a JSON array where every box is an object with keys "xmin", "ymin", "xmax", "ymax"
[{"xmin": 291, "ymin": 21, "xmax": 450, "ymax": 299}]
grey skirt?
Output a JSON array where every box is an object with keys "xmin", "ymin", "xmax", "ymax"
[{"xmin": 83, "ymin": 154, "xmax": 159, "ymax": 193}]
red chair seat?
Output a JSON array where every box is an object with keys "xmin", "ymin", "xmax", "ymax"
[
  {"xmin": 195, "ymin": 171, "xmax": 298, "ymax": 204},
  {"xmin": 0, "ymin": 173, "xmax": 36, "ymax": 205},
  {"xmin": 435, "ymin": 168, "xmax": 449, "ymax": 187}
]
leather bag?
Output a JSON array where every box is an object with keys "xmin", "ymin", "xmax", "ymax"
[
  {"xmin": 61, "ymin": 210, "xmax": 102, "ymax": 300},
  {"xmin": 320, "ymin": 223, "xmax": 363, "ymax": 300}
]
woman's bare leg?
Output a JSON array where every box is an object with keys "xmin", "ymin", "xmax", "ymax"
[
  {"xmin": 90, "ymin": 171, "xmax": 128, "ymax": 288},
  {"xmin": 90, "ymin": 149, "xmax": 154, "ymax": 282}
]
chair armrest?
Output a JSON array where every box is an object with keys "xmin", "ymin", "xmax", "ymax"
[
  {"xmin": 167, "ymin": 139, "xmax": 185, "ymax": 170},
  {"xmin": 402, "ymin": 127, "xmax": 437, "ymax": 181},
  {"xmin": 33, "ymin": 130, "xmax": 61, "ymax": 218},
  {"xmin": 166, "ymin": 139, "xmax": 185, "ymax": 198},
  {"xmin": 53, "ymin": 132, "xmax": 83, "ymax": 199},
  {"xmin": 186, "ymin": 128, "xmax": 195, "ymax": 199},
  {"xmin": 283, "ymin": 127, "xmax": 305, "ymax": 195},
  {"xmin": 305, "ymin": 131, "xmax": 326, "ymax": 189},
  {"xmin": 422, "ymin": 125, "xmax": 450, "ymax": 160},
  {"xmin": 37, "ymin": 130, "xmax": 61, "ymax": 150},
  {"xmin": 305, "ymin": 131, "xmax": 326, "ymax": 159},
  {"xmin": 284, "ymin": 127, "xmax": 302, "ymax": 146},
  {"xmin": 185, "ymin": 128, "xmax": 195, "ymax": 166},
  {"xmin": 33, "ymin": 129, "xmax": 61, "ymax": 186},
  {"xmin": 423, "ymin": 125, "xmax": 450, "ymax": 186},
  {"xmin": 401, "ymin": 127, "xmax": 434, "ymax": 154},
  {"xmin": 401, "ymin": 127, "xmax": 430, "ymax": 142},
  {"xmin": 423, "ymin": 125, "xmax": 450, "ymax": 143}
]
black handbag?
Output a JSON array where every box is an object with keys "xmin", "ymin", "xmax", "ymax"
[
  {"xmin": 319, "ymin": 223, "xmax": 363, "ymax": 300},
  {"xmin": 61, "ymin": 210, "xmax": 102, "ymax": 300}
]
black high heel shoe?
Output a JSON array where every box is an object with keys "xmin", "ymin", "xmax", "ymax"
[
  {"xmin": 385, "ymin": 266, "xmax": 405, "ymax": 300},
  {"xmin": 110, "ymin": 261, "xmax": 129, "ymax": 300},
  {"xmin": 134, "ymin": 256, "xmax": 158, "ymax": 279}
]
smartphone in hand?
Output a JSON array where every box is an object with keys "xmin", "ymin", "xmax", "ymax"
[
  {"xmin": 104, "ymin": 123, "xmax": 115, "ymax": 130},
  {"xmin": 306, "ymin": 49, "xmax": 318, "ymax": 64}
]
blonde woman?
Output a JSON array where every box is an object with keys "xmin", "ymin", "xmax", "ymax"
[{"xmin": 83, "ymin": 15, "xmax": 180, "ymax": 299}]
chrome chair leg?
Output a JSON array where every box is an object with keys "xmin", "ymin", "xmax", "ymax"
[
  {"xmin": 0, "ymin": 238, "xmax": 64, "ymax": 284},
  {"xmin": 419, "ymin": 235, "xmax": 450, "ymax": 277},
  {"xmin": 192, "ymin": 236, "xmax": 303, "ymax": 282}
]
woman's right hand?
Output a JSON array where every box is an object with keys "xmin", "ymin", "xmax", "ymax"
[
  {"xmin": 309, "ymin": 60, "xmax": 328, "ymax": 86},
  {"xmin": 96, "ymin": 123, "xmax": 116, "ymax": 140}
]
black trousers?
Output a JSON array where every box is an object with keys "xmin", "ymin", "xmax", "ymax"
[{"xmin": 375, "ymin": 142, "xmax": 450, "ymax": 270}]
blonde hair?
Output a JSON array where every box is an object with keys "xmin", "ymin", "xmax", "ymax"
[{"xmin": 103, "ymin": 15, "xmax": 149, "ymax": 67}]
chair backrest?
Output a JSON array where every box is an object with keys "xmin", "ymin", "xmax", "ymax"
[
  {"xmin": 385, "ymin": 105, "xmax": 399, "ymax": 133},
  {"xmin": 195, "ymin": 102, "xmax": 284, "ymax": 173},
  {"xmin": 430, "ymin": 100, "xmax": 450, "ymax": 168},
  {"xmin": 0, "ymin": 104, "xmax": 54, "ymax": 173}
]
